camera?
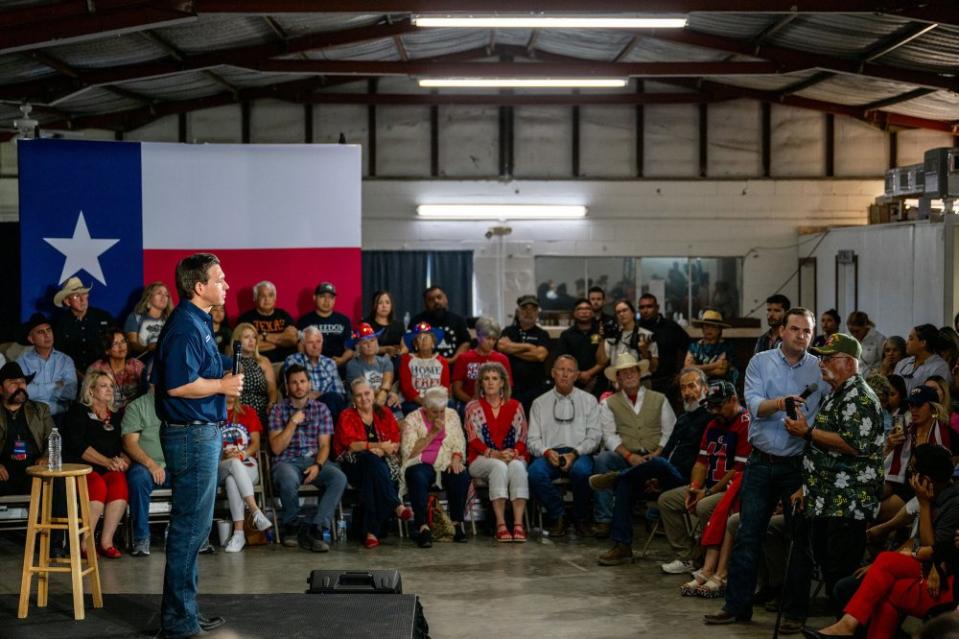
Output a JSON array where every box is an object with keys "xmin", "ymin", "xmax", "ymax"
[{"xmin": 557, "ymin": 455, "xmax": 567, "ymax": 468}]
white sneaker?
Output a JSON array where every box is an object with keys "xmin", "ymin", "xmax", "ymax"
[
  {"xmin": 224, "ymin": 532, "xmax": 246, "ymax": 553},
  {"xmin": 661, "ymin": 559, "xmax": 694, "ymax": 574},
  {"xmin": 252, "ymin": 510, "xmax": 273, "ymax": 532}
]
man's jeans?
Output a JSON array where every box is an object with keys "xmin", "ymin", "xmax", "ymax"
[
  {"xmin": 723, "ymin": 453, "xmax": 802, "ymax": 618},
  {"xmin": 592, "ymin": 450, "xmax": 630, "ymax": 523},
  {"xmin": 127, "ymin": 462, "xmax": 172, "ymax": 543},
  {"xmin": 160, "ymin": 424, "xmax": 221, "ymax": 639},
  {"xmin": 528, "ymin": 447, "xmax": 594, "ymax": 522},
  {"xmin": 609, "ymin": 456, "xmax": 686, "ymax": 545},
  {"xmin": 272, "ymin": 455, "xmax": 347, "ymax": 529}
]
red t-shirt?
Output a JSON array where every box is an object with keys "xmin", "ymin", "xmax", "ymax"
[
  {"xmin": 452, "ymin": 349, "xmax": 513, "ymax": 400},
  {"xmin": 223, "ymin": 404, "xmax": 263, "ymax": 456},
  {"xmin": 696, "ymin": 410, "xmax": 752, "ymax": 488}
]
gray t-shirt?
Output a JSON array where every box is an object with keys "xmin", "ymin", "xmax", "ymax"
[{"xmin": 346, "ymin": 355, "xmax": 394, "ymax": 391}]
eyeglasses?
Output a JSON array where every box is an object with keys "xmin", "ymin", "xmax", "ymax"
[{"xmin": 553, "ymin": 394, "xmax": 575, "ymax": 424}]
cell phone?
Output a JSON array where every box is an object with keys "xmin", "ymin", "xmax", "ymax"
[
  {"xmin": 785, "ymin": 397, "xmax": 799, "ymax": 421},
  {"xmin": 892, "ymin": 416, "xmax": 905, "ymax": 437}
]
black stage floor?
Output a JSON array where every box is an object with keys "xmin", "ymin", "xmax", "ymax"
[{"xmin": 2, "ymin": 592, "xmax": 424, "ymax": 638}]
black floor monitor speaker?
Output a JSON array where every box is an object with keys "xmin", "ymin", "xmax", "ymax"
[{"xmin": 307, "ymin": 569, "xmax": 403, "ymax": 594}]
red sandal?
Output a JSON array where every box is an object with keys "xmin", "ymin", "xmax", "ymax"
[
  {"xmin": 495, "ymin": 523, "xmax": 513, "ymax": 543},
  {"xmin": 512, "ymin": 525, "xmax": 527, "ymax": 543}
]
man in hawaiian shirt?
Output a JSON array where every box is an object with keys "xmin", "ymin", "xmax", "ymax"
[{"xmin": 782, "ymin": 333, "xmax": 885, "ymax": 623}]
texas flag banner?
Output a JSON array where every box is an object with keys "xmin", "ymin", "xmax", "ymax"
[{"xmin": 19, "ymin": 139, "xmax": 362, "ymax": 322}]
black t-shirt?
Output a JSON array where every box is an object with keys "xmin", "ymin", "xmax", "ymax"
[
  {"xmin": 662, "ymin": 406, "xmax": 712, "ymax": 480},
  {"xmin": 558, "ymin": 321, "xmax": 602, "ymax": 376},
  {"xmin": 297, "ymin": 310, "xmax": 353, "ymax": 359},
  {"xmin": 237, "ymin": 308, "xmax": 297, "ymax": 363},
  {"xmin": 640, "ymin": 315, "xmax": 690, "ymax": 382},
  {"xmin": 367, "ymin": 318, "xmax": 405, "ymax": 348},
  {"xmin": 213, "ymin": 323, "xmax": 232, "ymax": 354},
  {"xmin": 1, "ymin": 407, "xmax": 41, "ymax": 475},
  {"xmin": 499, "ymin": 324, "xmax": 551, "ymax": 394},
  {"xmin": 64, "ymin": 403, "xmax": 123, "ymax": 473},
  {"xmin": 409, "ymin": 310, "xmax": 471, "ymax": 361},
  {"xmin": 54, "ymin": 306, "xmax": 114, "ymax": 372}
]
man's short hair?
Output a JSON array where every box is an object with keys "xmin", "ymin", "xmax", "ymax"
[
  {"xmin": 784, "ymin": 307, "xmax": 815, "ymax": 325},
  {"xmin": 553, "ymin": 353, "xmax": 579, "ymax": 371},
  {"xmin": 822, "ymin": 309, "xmax": 840, "ymax": 324},
  {"xmin": 174, "ymin": 253, "xmax": 220, "ymax": 301},
  {"xmin": 639, "ymin": 293, "xmax": 658, "ymax": 305},
  {"xmin": 766, "ymin": 294, "xmax": 791, "ymax": 309},
  {"xmin": 301, "ymin": 325, "xmax": 322, "ymax": 341},
  {"xmin": 284, "ymin": 363, "xmax": 308, "ymax": 385},
  {"xmin": 423, "ymin": 285, "xmax": 444, "ymax": 301},
  {"xmin": 913, "ymin": 443, "xmax": 954, "ymax": 483},
  {"xmin": 572, "ymin": 297, "xmax": 591, "ymax": 310},
  {"xmin": 914, "ymin": 323, "xmax": 940, "ymax": 351},
  {"xmin": 253, "ymin": 281, "xmax": 276, "ymax": 301},
  {"xmin": 587, "ymin": 286, "xmax": 605, "ymax": 297}
]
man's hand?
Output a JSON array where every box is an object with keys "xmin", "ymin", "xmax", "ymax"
[
  {"xmin": 685, "ymin": 486, "xmax": 705, "ymax": 512},
  {"xmin": 912, "ymin": 475, "xmax": 935, "ymax": 503},
  {"xmin": 577, "ymin": 370, "xmax": 593, "ymax": 384},
  {"xmin": 562, "ymin": 452, "xmax": 577, "ymax": 469},
  {"xmin": 545, "ymin": 450, "xmax": 561, "ymax": 467},
  {"xmin": 0, "ymin": 464, "xmax": 8, "ymax": 481},
  {"xmin": 151, "ymin": 465, "xmax": 166, "ymax": 485},
  {"xmin": 303, "ymin": 464, "xmax": 320, "ymax": 484},
  {"xmin": 927, "ymin": 566, "xmax": 941, "ymax": 598},
  {"xmin": 789, "ymin": 488, "xmax": 805, "ymax": 513},
  {"xmin": 220, "ymin": 372, "xmax": 245, "ymax": 398},
  {"xmin": 290, "ymin": 410, "xmax": 306, "ymax": 426},
  {"xmin": 644, "ymin": 478, "xmax": 661, "ymax": 494},
  {"xmin": 784, "ymin": 412, "xmax": 810, "ymax": 438}
]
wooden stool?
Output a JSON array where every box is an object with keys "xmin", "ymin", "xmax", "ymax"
[{"xmin": 18, "ymin": 463, "xmax": 103, "ymax": 620}]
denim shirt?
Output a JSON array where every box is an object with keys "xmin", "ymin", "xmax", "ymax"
[
  {"xmin": 16, "ymin": 348, "xmax": 77, "ymax": 416},
  {"xmin": 744, "ymin": 346, "xmax": 826, "ymax": 457}
]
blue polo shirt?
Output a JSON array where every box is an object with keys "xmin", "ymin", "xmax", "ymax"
[
  {"xmin": 154, "ymin": 301, "xmax": 226, "ymax": 424},
  {"xmin": 743, "ymin": 345, "xmax": 827, "ymax": 457}
]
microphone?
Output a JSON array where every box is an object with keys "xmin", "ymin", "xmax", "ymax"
[
  {"xmin": 799, "ymin": 383, "xmax": 818, "ymax": 400},
  {"xmin": 231, "ymin": 341, "xmax": 242, "ymax": 376}
]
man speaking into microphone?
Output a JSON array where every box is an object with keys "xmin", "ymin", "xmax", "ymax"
[{"xmin": 154, "ymin": 253, "xmax": 244, "ymax": 639}]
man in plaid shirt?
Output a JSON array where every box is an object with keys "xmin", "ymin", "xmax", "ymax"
[{"xmin": 269, "ymin": 364, "xmax": 347, "ymax": 552}]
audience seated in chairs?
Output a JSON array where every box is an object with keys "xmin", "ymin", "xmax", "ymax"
[
  {"xmin": 685, "ymin": 310, "xmax": 739, "ymax": 386},
  {"xmin": 463, "ymin": 362, "xmax": 529, "ymax": 543},
  {"xmin": 0, "ymin": 362, "xmax": 54, "ymax": 496},
  {"xmin": 283, "ymin": 326, "xmax": 347, "ymax": 422},
  {"xmin": 237, "ymin": 280, "xmax": 299, "ymax": 364},
  {"xmin": 400, "ymin": 386, "xmax": 469, "ymax": 548},
  {"xmin": 124, "ymin": 281, "xmax": 172, "ymax": 358},
  {"xmin": 64, "ymin": 370, "xmax": 129, "ymax": 558},
  {"xmin": 52, "ymin": 276, "xmax": 114, "ymax": 373},
  {"xmin": 895, "ymin": 324, "xmax": 954, "ymax": 393},
  {"xmin": 363, "ymin": 289, "xmax": 407, "ymax": 362},
  {"xmin": 86, "ymin": 326, "xmax": 145, "ymax": 409},
  {"xmin": 228, "ymin": 321, "xmax": 277, "ymax": 427},
  {"xmin": 121, "ymin": 385, "xmax": 169, "ymax": 557},
  {"xmin": 398, "ymin": 322, "xmax": 449, "ymax": 416},
  {"xmin": 874, "ymin": 335, "xmax": 907, "ymax": 378},
  {"xmin": 452, "ymin": 317, "xmax": 511, "ymax": 406},
  {"xmin": 268, "ymin": 364, "xmax": 346, "ymax": 553},
  {"xmin": 219, "ymin": 396, "xmax": 273, "ymax": 553},
  {"xmin": 924, "ymin": 374, "xmax": 959, "ymax": 441},
  {"xmin": 17, "ymin": 313, "xmax": 77, "ymax": 420},
  {"xmin": 334, "ymin": 378, "xmax": 412, "ymax": 549},
  {"xmin": 347, "ymin": 323, "xmax": 401, "ymax": 413}
]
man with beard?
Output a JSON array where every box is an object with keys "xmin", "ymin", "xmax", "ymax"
[
  {"xmin": 754, "ymin": 294, "xmax": 790, "ymax": 354},
  {"xmin": 588, "ymin": 286, "xmax": 617, "ymax": 337},
  {"xmin": 0, "ymin": 362, "xmax": 54, "ymax": 496},
  {"xmin": 408, "ymin": 286, "xmax": 471, "ymax": 369},
  {"xmin": 637, "ymin": 293, "xmax": 690, "ymax": 395},
  {"xmin": 590, "ymin": 367, "xmax": 712, "ymax": 562}
]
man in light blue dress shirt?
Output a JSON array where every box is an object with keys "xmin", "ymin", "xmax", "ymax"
[
  {"xmin": 705, "ymin": 307, "xmax": 826, "ymax": 628},
  {"xmin": 16, "ymin": 313, "xmax": 77, "ymax": 420}
]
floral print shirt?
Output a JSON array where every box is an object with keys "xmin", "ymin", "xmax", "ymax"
[{"xmin": 802, "ymin": 374, "xmax": 885, "ymax": 520}]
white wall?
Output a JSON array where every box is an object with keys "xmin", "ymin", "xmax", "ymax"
[{"xmin": 804, "ymin": 220, "xmax": 950, "ymax": 338}]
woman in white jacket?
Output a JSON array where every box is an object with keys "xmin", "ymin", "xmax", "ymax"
[{"xmin": 401, "ymin": 386, "xmax": 469, "ymax": 547}]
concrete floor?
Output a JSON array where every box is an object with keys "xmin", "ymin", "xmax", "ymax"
[{"xmin": 0, "ymin": 526, "xmax": 843, "ymax": 639}]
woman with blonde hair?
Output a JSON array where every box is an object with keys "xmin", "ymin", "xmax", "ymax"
[
  {"xmin": 227, "ymin": 322, "xmax": 277, "ymax": 426},
  {"xmin": 124, "ymin": 281, "xmax": 173, "ymax": 356},
  {"xmin": 401, "ymin": 386, "xmax": 469, "ymax": 547},
  {"xmin": 63, "ymin": 370, "xmax": 129, "ymax": 558},
  {"xmin": 463, "ymin": 361, "xmax": 530, "ymax": 542}
]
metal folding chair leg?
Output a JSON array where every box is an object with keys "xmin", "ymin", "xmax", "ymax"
[{"xmin": 640, "ymin": 519, "xmax": 661, "ymax": 558}]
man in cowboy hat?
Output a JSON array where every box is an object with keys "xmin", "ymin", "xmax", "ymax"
[
  {"xmin": 52, "ymin": 276, "xmax": 114, "ymax": 372},
  {"xmin": 686, "ymin": 309, "xmax": 739, "ymax": 387},
  {"xmin": 591, "ymin": 352, "xmax": 676, "ymax": 538},
  {"xmin": 0, "ymin": 361, "xmax": 54, "ymax": 496},
  {"xmin": 16, "ymin": 313, "xmax": 77, "ymax": 419}
]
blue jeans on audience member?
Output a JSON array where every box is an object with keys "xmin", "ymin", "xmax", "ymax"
[
  {"xmin": 404, "ymin": 462, "xmax": 470, "ymax": 528},
  {"xmin": 127, "ymin": 462, "xmax": 172, "ymax": 543},
  {"xmin": 592, "ymin": 450, "xmax": 631, "ymax": 523},
  {"xmin": 318, "ymin": 392, "xmax": 346, "ymax": 424},
  {"xmin": 160, "ymin": 424, "xmax": 221, "ymax": 639},
  {"xmin": 273, "ymin": 455, "xmax": 347, "ymax": 529},
  {"xmin": 528, "ymin": 447, "xmax": 594, "ymax": 523},
  {"xmin": 723, "ymin": 453, "xmax": 802, "ymax": 618},
  {"xmin": 609, "ymin": 456, "xmax": 686, "ymax": 545}
]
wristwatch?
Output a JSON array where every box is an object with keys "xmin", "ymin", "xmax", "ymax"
[{"xmin": 804, "ymin": 427, "xmax": 814, "ymax": 442}]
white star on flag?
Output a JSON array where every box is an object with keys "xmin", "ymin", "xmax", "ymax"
[{"xmin": 43, "ymin": 211, "xmax": 119, "ymax": 285}]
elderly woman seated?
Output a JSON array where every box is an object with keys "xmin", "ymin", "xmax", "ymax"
[
  {"xmin": 334, "ymin": 378, "xmax": 412, "ymax": 548},
  {"xmin": 463, "ymin": 361, "xmax": 530, "ymax": 542},
  {"xmin": 64, "ymin": 370, "xmax": 129, "ymax": 558},
  {"xmin": 401, "ymin": 386, "xmax": 469, "ymax": 547}
]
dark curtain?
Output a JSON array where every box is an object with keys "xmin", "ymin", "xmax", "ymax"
[
  {"xmin": 0, "ymin": 222, "xmax": 20, "ymax": 342},
  {"xmin": 362, "ymin": 250, "xmax": 473, "ymax": 322}
]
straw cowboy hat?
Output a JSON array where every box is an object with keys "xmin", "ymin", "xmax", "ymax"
[
  {"xmin": 604, "ymin": 352, "xmax": 651, "ymax": 383},
  {"xmin": 691, "ymin": 309, "xmax": 731, "ymax": 329},
  {"xmin": 53, "ymin": 276, "xmax": 91, "ymax": 308}
]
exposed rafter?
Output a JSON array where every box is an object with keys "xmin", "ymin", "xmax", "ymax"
[
  {"xmin": 861, "ymin": 87, "xmax": 936, "ymax": 110},
  {"xmin": 777, "ymin": 71, "xmax": 835, "ymax": 97},
  {"xmin": 751, "ymin": 14, "xmax": 799, "ymax": 49},
  {"xmin": 859, "ymin": 21, "xmax": 938, "ymax": 63}
]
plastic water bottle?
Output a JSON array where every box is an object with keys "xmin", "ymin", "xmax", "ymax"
[
  {"xmin": 47, "ymin": 427, "xmax": 62, "ymax": 471},
  {"xmin": 322, "ymin": 528, "xmax": 331, "ymax": 544},
  {"xmin": 336, "ymin": 517, "xmax": 347, "ymax": 543},
  {"xmin": 402, "ymin": 311, "xmax": 411, "ymax": 329}
]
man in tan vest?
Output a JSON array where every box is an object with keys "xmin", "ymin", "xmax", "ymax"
[{"xmin": 591, "ymin": 353, "xmax": 676, "ymax": 539}]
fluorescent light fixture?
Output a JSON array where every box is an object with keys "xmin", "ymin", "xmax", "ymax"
[
  {"xmin": 419, "ymin": 78, "xmax": 627, "ymax": 88},
  {"xmin": 413, "ymin": 15, "xmax": 687, "ymax": 29},
  {"xmin": 417, "ymin": 205, "xmax": 587, "ymax": 220}
]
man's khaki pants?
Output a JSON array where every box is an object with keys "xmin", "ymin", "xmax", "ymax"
[{"xmin": 657, "ymin": 484, "xmax": 724, "ymax": 561}]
